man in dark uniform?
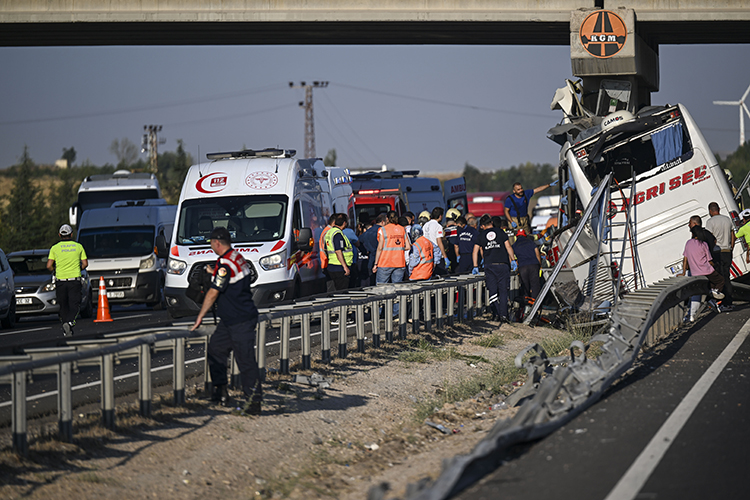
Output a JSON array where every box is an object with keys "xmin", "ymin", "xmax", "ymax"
[
  {"xmin": 472, "ymin": 214, "xmax": 517, "ymax": 322},
  {"xmin": 454, "ymin": 216, "xmax": 477, "ymax": 274},
  {"xmin": 191, "ymin": 227, "xmax": 262, "ymax": 414}
]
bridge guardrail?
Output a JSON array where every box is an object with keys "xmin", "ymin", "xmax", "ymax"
[
  {"xmin": 0, "ymin": 274, "xmax": 487, "ymax": 456},
  {"xmin": 406, "ymin": 275, "xmax": 709, "ymax": 500}
]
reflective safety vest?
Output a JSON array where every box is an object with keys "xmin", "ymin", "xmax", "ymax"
[
  {"xmin": 410, "ymin": 236, "xmax": 434, "ymax": 281},
  {"xmin": 319, "ymin": 225, "xmax": 331, "ymax": 268},
  {"xmin": 324, "ymin": 227, "xmax": 354, "ymax": 266},
  {"xmin": 377, "ymin": 223, "xmax": 407, "ymax": 268}
]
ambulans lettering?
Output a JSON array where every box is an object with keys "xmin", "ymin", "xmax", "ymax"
[
  {"xmin": 450, "ymin": 183, "xmax": 466, "ymax": 193},
  {"xmin": 188, "ymin": 248, "xmax": 259, "ymax": 257}
]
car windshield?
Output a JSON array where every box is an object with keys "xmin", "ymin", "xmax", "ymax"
[
  {"xmin": 78, "ymin": 226, "xmax": 156, "ymax": 258},
  {"xmin": 8, "ymin": 254, "xmax": 50, "ymax": 275},
  {"xmin": 176, "ymin": 195, "xmax": 288, "ymax": 245}
]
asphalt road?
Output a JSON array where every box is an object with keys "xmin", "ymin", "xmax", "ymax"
[{"xmin": 456, "ymin": 304, "xmax": 750, "ymax": 500}]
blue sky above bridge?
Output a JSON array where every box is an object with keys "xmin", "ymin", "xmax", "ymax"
[{"xmin": 0, "ymin": 44, "xmax": 747, "ymax": 173}]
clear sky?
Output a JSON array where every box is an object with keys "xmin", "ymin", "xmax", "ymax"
[{"xmin": 0, "ymin": 43, "xmax": 748, "ymax": 174}]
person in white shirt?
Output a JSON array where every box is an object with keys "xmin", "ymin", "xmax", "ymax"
[
  {"xmin": 705, "ymin": 201, "xmax": 735, "ymax": 309},
  {"xmin": 422, "ymin": 207, "xmax": 447, "ymax": 276}
]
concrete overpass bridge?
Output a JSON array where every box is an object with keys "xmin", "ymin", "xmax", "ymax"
[
  {"xmin": 1, "ymin": 1, "xmax": 748, "ymax": 111},
  {"xmin": 1, "ymin": 1, "xmax": 749, "ymax": 47}
]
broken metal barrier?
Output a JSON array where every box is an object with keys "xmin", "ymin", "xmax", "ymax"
[
  {"xmin": 254, "ymin": 274, "xmax": 487, "ymax": 376},
  {"xmin": 0, "ymin": 326, "xmax": 206, "ymax": 456},
  {"xmin": 404, "ymin": 275, "xmax": 709, "ymax": 500}
]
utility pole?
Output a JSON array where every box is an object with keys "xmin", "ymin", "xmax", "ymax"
[
  {"xmin": 141, "ymin": 125, "xmax": 165, "ymax": 173},
  {"xmin": 289, "ymin": 81, "xmax": 328, "ymax": 158}
]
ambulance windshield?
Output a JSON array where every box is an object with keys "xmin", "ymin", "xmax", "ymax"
[{"xmin": 177, "ymin": 195, "xmax": 288, "ymax": 244}]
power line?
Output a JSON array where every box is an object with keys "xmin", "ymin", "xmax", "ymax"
[
  {"xmin": 332, "ymin": 82, "xmax": 553, "ymax": 119},
  {"xmin": 316, "ymin": 107, "xmax": 374, "ymax": 167},
  {"xmin": 0, "ymin": 84, "xmax": 284, "ymax": 126},
  {"xmin": 319, "ymin": 92, "xmax": 384, "ymax": 166},
  {"xmin": 289, "ymin": 81, "xmax": 328, "ymax": 158},
  {"xmin": 163, "ymin": 103, "xmax": 296, "ymax": 128}
]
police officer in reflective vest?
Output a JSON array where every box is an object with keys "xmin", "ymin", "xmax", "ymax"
[
  {"xmin": 472, "ymin": 215, "xmax": 517, "ymax": 322},
  {"xmin": 409, "ymin": 225, "xmax": 434, "ymax": 281},
  {"xmin": 190, "ymin": 227, "xmax": 262, "ymax": 414},
  {"xmin": 319, "ymin": 213, "xmax": 336, "ymax": 292},
  {"xmin": 373, "ymin": 210, "xmax": 411, "ymax": 284},
  {"xmin": 324, "ymin": 213, "xmax": 354, "ymax": 291},
  {"xmin": 47, "ymin": 224, "xmax": 88, "ymax": 336}
]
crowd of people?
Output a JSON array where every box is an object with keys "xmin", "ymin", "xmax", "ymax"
[{"xmin": 318, "ymin": 195, "xmax": 551, "ymax": 323}]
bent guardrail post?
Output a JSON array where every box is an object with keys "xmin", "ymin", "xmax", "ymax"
[
  {"xmin": 338, "ymin": 303, "xmax": 348, "ymax": 358},
  {"xmin": 102, "ymin": 352, "xmax": 115, "ymax": 428},
  {"xmin": 447, "ymin": 285, "xmax": 455, "ymax": 327},
  {"xmin": 139, "ymin": 344, "xmax": 152, "ymax": 417},
  {"xmin": 435, "ymin": 287, "xmax": 443, "ymax": 330},
  {"xmin": 321, "ymin": 309, "xmax": 332, "ymax": 362},
  {"xmin": 383, "ymin": 297, "xmax": 393, "ymax": 342},
  {"xmin": 58, "ymin": 361, "xmax": 73, "ymax": 442},
  {"xmin": 412, "ymin": 289, "xmax": 421, "ymax": 336},
  {"xmin": 258, "ymin": 319, "xmax": 268, "ymax": 378},
  {"xmin": 280, "ymin": 315, "xmax": 291, "ymax": 374},
  {"xmin": 174, "ymin": 337, "xmax": 186, "ymax": 405},
  {"xmin": 371, "ymin": 299, "xmax": 381, "ymax": 348},
  {"xmin": 399, "ymin": 294, "xmax": 408, "ymax": 339},
  {"xmin": 12, "ymin": 370, "xmax": 28, "ymax": 456},
  {"xmin": 302, "ymin": 311, "xmax": 312, "ymax": 368},
  {"xmin": 457, "ymin": 285, "xmax": 465, "ymax": 323},
  {"xmin": 424, "ymin": 289, "xmax": 432, "ymax": 333},
  {"xmin": 356, "ymin": 304, "xmax": 366, "ymax": 353}
]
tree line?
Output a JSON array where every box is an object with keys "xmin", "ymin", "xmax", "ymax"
[{"xmin": 0, "ymin": 142, "xmax": 192, "ymax": 253}]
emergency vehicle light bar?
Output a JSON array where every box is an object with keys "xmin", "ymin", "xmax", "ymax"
[
  {"xmin": 355, "ymin": 188, "xmax": 400, "ymax": 195},
  {"xmin": 207, "ymin": 148, "xmax": 295, "ymax": 160}
]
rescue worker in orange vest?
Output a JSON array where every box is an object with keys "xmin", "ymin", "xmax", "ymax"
[
  {"xmin": 408, "ymin": 224, "xmax": 434, "ymax": 281},
  {"xmin": 372, "ymin": 210, "xmax": 411, "ymax": 284},
  {"xmin": 319, "ymin": 213, "xmax": 336, "ymax": 292},
  {"xmin": 324, "ymin": 213, "xmax": 354, "ymax": 291}
]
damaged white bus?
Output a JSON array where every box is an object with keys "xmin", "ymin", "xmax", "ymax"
[{"xmin": 545, "ymin": 80, "xmax": 748, "ymax": 309}]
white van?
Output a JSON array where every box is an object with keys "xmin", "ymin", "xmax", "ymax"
[
  {"xmin": 78, "ymin": 199, "xmax": 176, "ymax": 308},
  {"xmin": 69, "ymin": 170, "xmax": 161, "ymax": 226},
  {"xmin": 163, "ymin": 149, "xmax": 339, "ymax": 318}
]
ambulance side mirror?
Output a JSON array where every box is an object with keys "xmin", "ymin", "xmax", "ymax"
[
  {"xmin": 155, "ymin": 234, "xmax": 168, "ymax": 257},
  {"xmin": 297, "ymin": 227, "xmax": 313, "ymax": 252}
]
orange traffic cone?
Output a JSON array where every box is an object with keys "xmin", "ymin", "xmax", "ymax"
[{"xmin": 94, "ymin": 276, "xmax": 113, "ymax": 323}]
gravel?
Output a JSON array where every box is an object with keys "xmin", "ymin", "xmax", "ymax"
[{"xmin": 0, "ymin": 317, "xmax": 560, "ymax": 500}]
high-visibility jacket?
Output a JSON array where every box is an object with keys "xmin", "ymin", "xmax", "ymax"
[
  {"xmin": 319, "ymin": 225, "xmax": 332, "ymax": 268},
  {"xmin": 324, "ymin": 227, "xmax": 354, "ymax": 266},
  {"xmin": 377, "ymin": 223, "xmax": 407, "ymax": 268},
  {"xmin": 410, "ymin": 236, "xmax": 434, "ymax": 280}
]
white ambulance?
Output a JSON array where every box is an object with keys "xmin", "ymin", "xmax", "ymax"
[{"xmin": 163, "ymin": 148, "xmax": 347, "ymax": 318}]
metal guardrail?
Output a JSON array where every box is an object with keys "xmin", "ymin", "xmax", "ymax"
[
  {"xmin": 0, "ymin": 274, "xmax": 486, "ymax": 456},
  {"xmin": 406, "ymin": 275, "xmax": 710, "ymax": 500}
]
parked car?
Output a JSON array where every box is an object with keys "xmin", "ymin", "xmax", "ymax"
[
  {"xmin": 0, "ymin": 248, "xmax": 15, "ymax": 329},
  {"xmin": 8, "ymin": 249, "xmax": 94, "ymax": 319}
]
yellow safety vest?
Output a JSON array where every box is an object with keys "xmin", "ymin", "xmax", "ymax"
[{"xmin": 324, "ymin": 227, "xmax": 353, "ymax": 266}]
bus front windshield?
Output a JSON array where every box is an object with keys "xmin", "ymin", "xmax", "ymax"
[{"xmin": 176, "ymin": 195, "xmax": 288, "ymax": 245}]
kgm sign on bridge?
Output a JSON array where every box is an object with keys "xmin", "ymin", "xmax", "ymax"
[{"xmin": 579, "ymin": 10, "xmax": 627, "ymax": 59}]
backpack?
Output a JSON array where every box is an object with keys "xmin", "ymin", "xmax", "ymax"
[{"xmin": 186, "ymin": 266, "xmax": 213, "ymax": 305}]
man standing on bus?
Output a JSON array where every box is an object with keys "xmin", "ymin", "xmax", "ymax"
[
  {"xmin": 705, "ymin": 202, "xmax": 735, "ymax": 310},
  {"xmin": 504, "ymin": 181, "xmax": 556, "ymax": 233}
]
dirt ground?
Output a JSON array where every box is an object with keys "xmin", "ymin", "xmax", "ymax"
[{"xmin": 0, "ymin": 317, "xmax": 567, "ymax": 500}]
